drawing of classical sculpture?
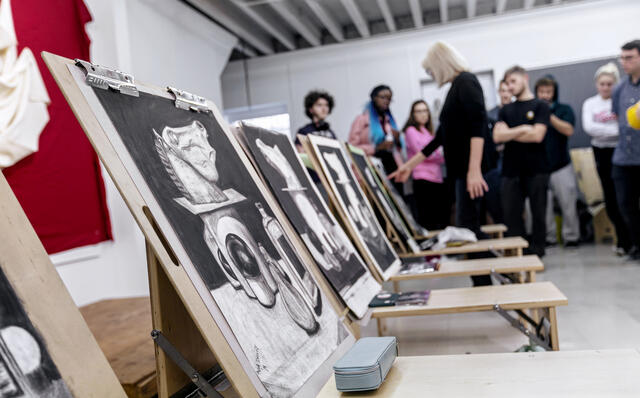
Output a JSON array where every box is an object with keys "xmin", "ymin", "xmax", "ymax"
[
  {"xmin": 155, "ymin": 121, "xmax": 318, "ymax": 333},
  {"xmin": 255, "ymin": 139, "xmax": 352, "ymax": 272}
]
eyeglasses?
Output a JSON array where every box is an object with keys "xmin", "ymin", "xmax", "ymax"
[
  {"xmin": 414, "ymin": 109, "xmax": 429, "ymax": 114},
  {"xmin": 376, "ymin": 94, "xmax": 392, "ymax": 101}
]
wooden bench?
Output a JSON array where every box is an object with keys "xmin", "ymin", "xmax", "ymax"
[
  {"xmin": 80, "ymin": 297, "xmax": 156, "ymax": 398},
  {"xmin": 399, "ymin": 236, "xmax": 529, "ymax": 259},
  {"xmin": 391, "ymin": 254, "xmax": 543, "ymax": 292},
  {"xmin": 317, "ymin": 349, "xmax": 640, "ymax": 397},
  {"xmin": 370, "ymin": 281, "xmax": 567, "ymax": 350},
  {"xmin": 425, "ymin": 223, "xmax": 507, "ymax": 239}
]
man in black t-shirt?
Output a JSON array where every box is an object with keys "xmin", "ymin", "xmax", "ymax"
[{"xmin": 494, "ymin": 66, "xmax": 551, "ymax": 257}]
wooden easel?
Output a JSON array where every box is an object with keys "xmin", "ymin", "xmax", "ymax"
[
  {"xmin": 44, "ymin": 52, "xmax": 359, "ymax": 398},
  {"xmin": 0, "ymin": 173, "xmax": 126, "ymax": 397}
]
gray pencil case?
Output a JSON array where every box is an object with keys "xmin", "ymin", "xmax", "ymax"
[{"xmin": 333, "ymin": 336, "xmax": 397, "ymax": 392}]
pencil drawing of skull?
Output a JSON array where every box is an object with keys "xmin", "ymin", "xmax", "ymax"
[
  {"xmin": 256, "ymin": 139, "xmax": 352, "ymax": 272},
  {"xmin": 155, "ymin": 121, "xmax": 319, "ymax": 334}
]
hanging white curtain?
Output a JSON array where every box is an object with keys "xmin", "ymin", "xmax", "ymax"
[{"xmin": 0, "ymin": 0, "xmax": 50, "ymax": 168}]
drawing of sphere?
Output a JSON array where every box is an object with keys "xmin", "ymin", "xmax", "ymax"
[{"xmin": 1, "ymin": 326, "xmax": 41, "ymax": 374}]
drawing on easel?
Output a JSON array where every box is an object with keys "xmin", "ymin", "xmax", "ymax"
[
  {"xmin": 237, "ymin": 124, "xmax": 381, "ymax": 318},
  {"xmin": 0, "ymin": 268, "xmax": 72, "ymax": 398},
  {"xmin": 306, "ymin": 136, "xmax": 401, "ymax": 280},
  {"xmin": 347, "ymin": 146, "xmax": 420, "ymax": 253},
  {"xmin": 369, "ymin": 156, "xmax": 429, "ymax": 237},
  {"xmin": 80, "ymin": 84, "xmax": 349, "ymax": 397}
]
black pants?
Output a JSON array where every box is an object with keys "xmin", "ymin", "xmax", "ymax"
[
  {"xmin": 612, "ymin": 165, "xmax": 640, "ymax": 250},
  {"xmin": 455, "ymin": 178, "xmax": 493, "ymax": 286},
  {"xmin": 502, "ymin": 174, "xmax": 549, "ymax": 257},
  {"xmin": 413, "ymin": 179, "xmax": 451, "ymax": 230},
  {"xmin": 593, "ymin": 147, "xmax": 632, "ymax": 250}
]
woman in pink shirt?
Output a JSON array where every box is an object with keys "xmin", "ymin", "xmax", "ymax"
[{"xmin": 403, "ymin": 100, "xmax": 450, "ymax": 230}]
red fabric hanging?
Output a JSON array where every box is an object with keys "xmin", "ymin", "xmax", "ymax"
[{"xmin": 2, "ymin": 0, "xmax": 112, "ymax": 254}]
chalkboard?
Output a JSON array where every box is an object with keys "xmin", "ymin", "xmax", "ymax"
[{"xmin": 527, "ymin": 56, "xmax": 621, "ymax": 149}]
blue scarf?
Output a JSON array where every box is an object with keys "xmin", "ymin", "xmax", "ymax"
[{"xmin": 367, "ymin": 101, "xmax": 405, "ymax": 151}]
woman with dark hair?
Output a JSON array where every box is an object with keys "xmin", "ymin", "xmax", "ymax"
[
  {"xmin": 403, "ymin": 100, "xmax": 449, "ymax": 230},
  {"xmin": 295, "ymin": 90, "xmax": 336, "ymax": 150},
  {"xmin": 348, "ymin": 85, "xmax": 405, "ymax": 193}
]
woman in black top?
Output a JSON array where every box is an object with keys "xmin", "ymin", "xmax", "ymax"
[{"xmin": 390, "ymin": 41, "xmax": 493, "ymax": 285}]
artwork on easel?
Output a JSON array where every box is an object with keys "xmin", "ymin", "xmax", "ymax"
[
  {"xmin": 236, "ymin": 123, "xmax": 381, "ymax": 319},
  {"xmin": 67, "ymin": 66, "xmax": 351, "ymax": 397},
  {"xmin": 347, "ymin": 145, "xmax": 421, "ymax": 254},
  {"xmin": 305, "ymin": 136, "xmax": 401, "ymax": 281},
  {"xmin": 0, "ymin": 268, "xmax": 72, "ymax": 398},
  {"xmin": 369, "ymin": 156, "xmax": 429, "ymax": 238}
]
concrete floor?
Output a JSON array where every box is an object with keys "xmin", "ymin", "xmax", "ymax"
[{"xmin": 361, "ymin": 244, "xmax": 640, "ymax": 355}]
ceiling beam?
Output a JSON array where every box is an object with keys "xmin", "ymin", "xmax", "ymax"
[
  {"xmin": 466, "ymin": 0, "xmax": 477, "ymax": 18},
  {"xmin": 376, "ymin": 0, "xmax": 396, "ymax": 32},
  {"xmin": 338, "ymin": 0, "xmax": 371, "ymax": 38},
  {"xmin": 524, "ymin": 0, "xmax": 535, "ymax": 10},
  {"xmin": 185, "ymin": 0, "xmax": 273, "ymax": 55},
  {"xmin": 233, "ymin": 1, "xmax": 296, "ymax": 50},
  {"xmin": 270, "ymin": 0, "xmax": 322, "ymax": 46},
  {"xmin": 439, "ymin": 0, "xmax": 449, "ymax": 23},
  {"xmin": 305, "ymin": 0, "xmax": 345, "ymax": 42},
  {"xmin": 409, "ymin": 0, "xmax": 424, "ymax": 28}
]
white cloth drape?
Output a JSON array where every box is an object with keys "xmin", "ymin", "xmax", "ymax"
[{"xmin": 0, "ymin": 0, "xmax": 50, "ymax": 168}]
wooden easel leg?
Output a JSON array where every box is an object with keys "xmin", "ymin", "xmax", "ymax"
[
  {"xmin": 351, "ymin": 322, "xmax": 361, "ymax": 340},
  {"xmin": 377, "ymin": 318, "xmax": 388, "ymax": 336},
  {"xmin": 527, "ymin": 270, "xmax": 536, "ymax": 283},
  {"xmin": 147, "ymin": 242, "xmax": 220, "ymax": 397},
  {"xmin": 392, "ymin": 280, "xmax": 400, "ymax": 293},
  {"xmin": 516, "ymin": 247, "xmax": 523, "ymax": 257},
  {"xmin": 549, "ymin": 307, "xmax": 560, "ymax": 351}
]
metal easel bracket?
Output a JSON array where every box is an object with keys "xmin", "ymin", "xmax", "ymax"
[
  {"xmin": 74, "ymin": 59, "xmax": 138, "ymax": 97},
  {"xmin": 493, "ymin": 305, "xmax": 552, "ymax": 351},
  {"xmin": 167, "ymin": 87, "xmax": 210, "ymax": 113},
  {"xmin": 151, "ymin": 330, "xmax": 223, "ymax": 397}
]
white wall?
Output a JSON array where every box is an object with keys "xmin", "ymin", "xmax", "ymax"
[
  {"xmin": 52, "ymin": 0, "xmax": 236, "ymax": 306},
  {"xmin": 221, "ymin": 0, "xmax": 640, "ymax": 141}
]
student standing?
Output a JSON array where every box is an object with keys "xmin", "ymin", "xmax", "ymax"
[
  {"xmin": 611, "ymin": 40, "xmax": 640, "ymax": 261},
  {"xmin": 296, "ymin": 90, "xmax": 336, "ymax": 150},
  {"xmin": 483, "ymin": 80, "xmax": 513, "ymax": 224},
  {"xmin": 493, "ymin": 66, "xmax": 550, "ymax": 257},
  {"xmin": 582, "ymin": 62, "xmax": 631, "ymax": 255},
  {"xmin": 349, "ymin": 85, "xmax": 404, "ymax": 194},
  {"xmin": 403, "ymin": 100, "xmax": 449, "ymax": 230},
  {"xmin": 390, "ymin": 41, "xmax": 492, "ymax": 286},
  {"xmin": 535, "ymin": 76, "xmax": 580, "ymax": 247}
]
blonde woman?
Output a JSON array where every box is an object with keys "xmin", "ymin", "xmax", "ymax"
[
  {"xmin": 582, "ymin": 62, "xmax": 630, "ymax": 255},
  {"xmin": 390, "ymin": 41, "xmax": 492, "ymax": 286}
]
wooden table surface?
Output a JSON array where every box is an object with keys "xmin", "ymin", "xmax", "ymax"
[
  {"xmin": 400, "ymin": 237, "xmax": 529, "ymax": 258},
  {"xmin": 372, "ymin": 281, "xmax": 567, "ymax": 318},
  {"xmin": 317, "ymin": 349, "xmax": 640, "ymax": 397},
  {"xmin": 425, "ymin": 224, "xmax": 507, "ymax": 239},
  {"xmin": 391, "ymin": 255, "xmax": 543, "ymax": 281},
  {"xmin": 80, "ymin": 297, "xmax": 157, "ymax": 398}
]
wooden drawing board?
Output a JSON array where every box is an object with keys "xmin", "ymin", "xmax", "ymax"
[
  {"xmin": 232, "ymin": 123, "xmax": 382, "ymax": 320},
  {"xmin": 43, "ymin": 52, "xmax": 354, "ymax": 398},
  {"xmin": 345, "ymin": 144, "xmax": 420, "ymax": 255},
  {"xmin": 367, "ymin": 156, "xmax": 429, "ymax": 239},
  {"xmin": 0, "ymin": 173, "xmax": 126, "ymax": 397},
  {"xmin": 301, "ymin": 135, "xmax": 402, "ymax": 282}
]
